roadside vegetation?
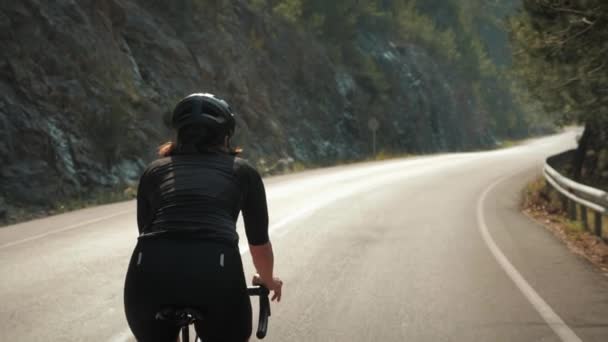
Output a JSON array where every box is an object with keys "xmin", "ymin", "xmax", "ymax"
[
  {"xmin": 509, "ymin": 0, "xmax": 608, "ymax": 189},
  {"xmin": 256, "ymin": 150, "xmax": 415, "ymax": 176},
  {"xmin": 510, "ymin": 1, "xmax": 608, "ymax": 271},
  {"xmin": 252, "ymin": 0, "xmax": 553, "ymax": 142},
  {"xmin": 523, "ymin": 177, "xmax": 608, "ymax": 272},
  {"xmin": 495, "ymin": 139, "xmax": 524, "ymax": 149},
  {"xmin": 1, "ymin": 186, "xmax": 137, "ymax": 226}
]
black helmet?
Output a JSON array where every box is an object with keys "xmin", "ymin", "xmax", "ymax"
[{"xmin": 171, "ymin": 93, "xmax": 236, "ymax": 137}]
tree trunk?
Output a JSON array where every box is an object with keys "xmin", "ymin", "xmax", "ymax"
[{"xmin": 572, "ymin": 124, "xmax": 592, "ymax": 181}]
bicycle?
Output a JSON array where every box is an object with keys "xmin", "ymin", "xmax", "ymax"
[{"xmin": 155, "ymin": 285, "xmax": 271, "ymax": 342}]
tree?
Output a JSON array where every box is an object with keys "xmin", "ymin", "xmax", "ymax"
[{"xmin": 509, "ymin": 0, "xmax": 608, "ymax": 180}]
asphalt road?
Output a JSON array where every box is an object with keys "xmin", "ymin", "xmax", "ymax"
[{"xmin": 2, "ymin": 130, "xmax": 608, "ymax": 342}]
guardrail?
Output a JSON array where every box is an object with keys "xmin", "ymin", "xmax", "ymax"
[{"xmin": 543, "ymin": 150, "xmax": 607, "ymax": 238}]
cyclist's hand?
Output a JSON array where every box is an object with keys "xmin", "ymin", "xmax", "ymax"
[{"xmin": 252, "ymin": 274, "xmax": 283, "ymax": 302}]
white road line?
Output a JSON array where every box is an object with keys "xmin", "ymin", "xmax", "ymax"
[
  {"xmin": 477, "ymin": 175, "xmax": 583, "ymax": 342},
  {"xmin": 0, "ymin": 210, "xmax": 134, "ymax": 250}
]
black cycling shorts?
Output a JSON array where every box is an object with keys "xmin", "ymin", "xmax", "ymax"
[{"xmin": 124, "ymin": 238, "xmax": 252, "ymax": 342}]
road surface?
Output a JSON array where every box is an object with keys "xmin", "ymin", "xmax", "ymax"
[{"xmin": 1, "ymin": 131, "xmax": 608, "ymax": 341}]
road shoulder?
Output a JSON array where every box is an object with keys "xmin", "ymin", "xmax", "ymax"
[{"xmin": 482, "ymin": 166, "xmax": 608, "ymax": 342}]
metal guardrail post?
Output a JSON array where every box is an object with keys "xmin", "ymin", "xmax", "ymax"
[
  {"xmin": 560, "ymin": 196, "xmax": 568, "ymax": 213},
  {"xmin": 581, "ymin": 206, "xmax": 588, "ymax": 230},
  {"xmin": 568, "ymin": 200, "xmax": 577, "ymax": 220},
  {"xmin": 544, "ymin": 151, "xmax": 607, "ymax": 239},
  {"xmin": 595, "ymin": 212, "xmax": 603, "ymax": 237}
]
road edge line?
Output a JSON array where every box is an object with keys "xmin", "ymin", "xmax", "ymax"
[
  {"xmin": 0, "ymin": 209, "xmax": 134, "ymax": 250},
  {"xmin": 477, "ymin": 175, "xmax": 583, "ymax": 342}
]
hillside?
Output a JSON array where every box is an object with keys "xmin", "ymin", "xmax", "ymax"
[{"xmin": 0, "ymin": 0, "xmax": 547, "ymax": 223}]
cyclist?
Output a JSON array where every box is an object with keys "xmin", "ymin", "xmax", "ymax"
[{"xmin": 124, "ymin": 93, "xmax": 283, "ymax": 342}]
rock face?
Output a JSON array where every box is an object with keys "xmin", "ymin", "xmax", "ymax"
[{"xmin": 0, "ymin": 0, "xmax": 510, "ymax": 219}]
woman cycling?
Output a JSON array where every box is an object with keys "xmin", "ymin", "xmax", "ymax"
[{"xmin": 124, "ymin": 93, "xmax": 283, "ymax": 342}]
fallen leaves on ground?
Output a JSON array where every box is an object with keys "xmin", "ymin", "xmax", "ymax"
[{"xmin": 523, "ymin": 206, "xmax": 608, "ymax": 274}]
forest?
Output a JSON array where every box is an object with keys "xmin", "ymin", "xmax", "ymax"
[{"xmin": 248, "ymin": 0, "xmax": 550, "ymax": 140}]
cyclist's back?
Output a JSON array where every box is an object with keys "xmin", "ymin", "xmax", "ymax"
[
  {"xmin": 123, "ymin": 93, "xmax": 282, "ymax": 342},
  {"xmin": 137, "ymin": 152, "xmax": 268, "ymax": 246}
]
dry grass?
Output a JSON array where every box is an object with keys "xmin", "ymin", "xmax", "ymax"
[
  {"xmin": 372, "ymin": 150, "xmax": 414, "ymax": 161},
  {"xmin": 522, "ymin": 176, "xmax": 564, "ymax": 215},
  {"xmin": 259, "ymin": 151, "xmax": 416, "ymax": 176},
  {"xmin": 497, "ymin": 139, "xmax": 522, "ymax": 149},
  {"xmin": 51, "ymin": 186, "xmax": 137, "ymax": 214}
]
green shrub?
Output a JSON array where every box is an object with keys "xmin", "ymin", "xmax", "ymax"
[{"xmin": 272, "ymin": 0, "xmax": 302, "ymax": 23}]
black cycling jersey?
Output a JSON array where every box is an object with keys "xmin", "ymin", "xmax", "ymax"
[{"xmin": 136, "ymin": 150, "xmax": 269, "ymax": 246}]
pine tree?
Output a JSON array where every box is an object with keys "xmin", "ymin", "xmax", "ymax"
[{"xmin": 510, "ymin": 0, "xmax": 608, "ymax": 181}]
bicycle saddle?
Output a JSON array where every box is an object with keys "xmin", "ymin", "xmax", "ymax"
[{"xmin": 155, "ymin": 307, "xmax": 205, "ymax": 326}]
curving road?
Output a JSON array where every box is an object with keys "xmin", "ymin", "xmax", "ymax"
[{"xmin": 1, "ymin": 130, "xmax": 608, "ymax": 341}]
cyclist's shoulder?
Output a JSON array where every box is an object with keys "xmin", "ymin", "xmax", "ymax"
[
  {"xmin": 233, "ymin": 157, "xmax": 262, "ymax": 178},
  {"xmin": 141, "ymin": 157, "xmax": 174, "ymax": 176},
  {"xmin": 149, "ymin": 156, "xmax": 174, "ymax": 168}
]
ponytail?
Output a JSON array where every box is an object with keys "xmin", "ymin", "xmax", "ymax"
[{"xmin": 158, "ymin": 141, "xmax": 176, "ymax": 157}]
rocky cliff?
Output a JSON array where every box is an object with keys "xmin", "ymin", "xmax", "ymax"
[{"xmin": 0, "ymin": 0, "xmax": 529, "ymax": 222}]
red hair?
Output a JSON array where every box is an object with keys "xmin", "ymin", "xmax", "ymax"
[
  {"xmin": 157, "ymin": 141, "xmax": 242, "ymax": 157},
  {"xmin": 158, "ymin": 141, "xmax": 175, "ymax": 157}
]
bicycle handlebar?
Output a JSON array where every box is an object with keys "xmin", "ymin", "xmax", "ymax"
[{"xmin": 247, "ymin": 286, "xmax": 271, "ymax": 339}]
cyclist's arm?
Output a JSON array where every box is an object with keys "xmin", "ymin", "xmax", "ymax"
[
  {"xmin": 136, "ymin": 168, "xmax": 154, "ymax": 235},
  {"xmin": 250, "ymin": 242, "xmax": 275, "ymax": 285},
  {"xmin": 238, "ymin": 159, "xmax": 283, "ymax": 301},
  {"xmin": 239, "ymin": 161, "xmax": 273, "ymax": 277}
]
